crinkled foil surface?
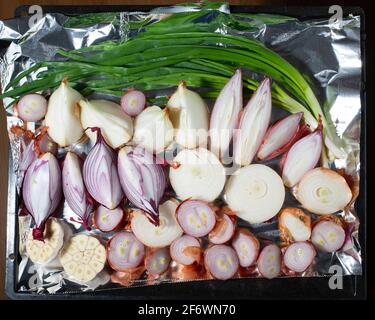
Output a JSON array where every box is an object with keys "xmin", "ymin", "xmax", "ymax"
[{"xmin": 0, "ymin": 3, "xmax": 362, "ymax": 294}]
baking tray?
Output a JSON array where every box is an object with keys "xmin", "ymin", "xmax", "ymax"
[{"xmin": 2, "ymin": 5, "xmax": 367, "ymax": 300}]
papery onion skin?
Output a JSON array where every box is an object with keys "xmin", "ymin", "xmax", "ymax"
[
  {"xmin": 17, "ymin": 93, "xmax": 47, "ymax": 122},
  {"xmin": 295, "ymin": 167, "xmax": 352, "ymax": 215},
  {"xmin": 281, "ymin": 125, "xmax": 322, "ymax": 187},
  {"xmin": 210, "ymin": 69, "xmax": 243, "ymax": 161},
  {"xmin": 311, "ymin": 217, "xmax": 345, "ymax": 253},
  {"xmin": 231, "ymin": 229, "xmax": 260, "ymax": 268},
  {"xmin": 63, "ymin": 152, "xmax": 93, "ymax": 229},
  {"xmin": 204, "ymin": 245, "xmax": 239, "ymax": 280},
  {"xmin": 278, "ymin": 207, "xmax": 311, "ymax": 244},
  {"xmin": 22, "ymin": 152, "xmax": 62, "ymax": 240},
  {"xmin": 111, "ymin": 267, "xmax": 145, "ymax": 286},
  {"xmin": 118, "ymin": 146, "xmax": 166, "ymax": 225},
  {"xmin": 257, "ymin": 112, "xmax": 308, "ymax": 161},
  {"xmin": 45, "ymin": 79, "xmax": 84, "ymax": 147},
  {"xmin": 257, "ymin": 244, "xmax": 281, "ymax": 279},
  {"xmin": 233, "ymin": 77, "xmax": 272, "ymax": 166},
  {"xmin": 120, "ymin": 89, "xmax": 146, "ymax": 117},
  {"xmin": 145, "ymin": 248, "xmax": 171, "ymax": 275},
  {"xmin": 283, "ymin": 241, "xmax": 316, "ymax": 273},
  {"xmin": 107, "ymin": 232, "xmax": 145, "ymax": 271},
  {"xmin": 170, "ymin": 235, "xmax": 201, "ymax": 266},
  {"xmin": 93, "ymin": 205, "xmax": 124, "ymax": 232},
  {"xmin": 83, "ymin": 128, "xmax": 123, "ymax": 210},
  {"xmin": 176, "ymin": 200, "xmax": 216, "ymax": 237}
]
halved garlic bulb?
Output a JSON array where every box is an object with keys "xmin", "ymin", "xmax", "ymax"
[
  {"xmin": 295, "ymin": 168, "xmax": 352, "ymax": 215},
  {"xmin": 224, "ymin": 164, "xmax": 285, "ymax": 224}
]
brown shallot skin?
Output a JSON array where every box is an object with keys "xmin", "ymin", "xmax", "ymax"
[
  {"xmin": 110, "ymin": 266, "xmax": 145, "ymax": 286},
  {"xmin": 278, "ymin": 208, "xmax": 311, "ymax": 245},
  {"xmin": 172, "ymin": 263, "xmax": 208, "ymax": 281}
]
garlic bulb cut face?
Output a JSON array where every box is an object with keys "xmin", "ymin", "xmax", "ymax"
[
  {"xmin": 167, "ymin": 81, "xmax": 209, "ymax": 149},
  {"xmin": 80, "ymin": 99, "xmax": 133, "ymax": 149},
  {"xmin": 45, "ymin": 80, "xmax": 84, "ymax": 147},
  {"xmin": 132, "ymin": 106, "xmax": 174, "ymax": 153}
]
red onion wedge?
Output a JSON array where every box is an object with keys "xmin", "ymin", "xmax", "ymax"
[
  {"xmin": 209, "ymin": 212, "xmax": 236, "ymax": 244},
  {"xmin": 231, "ymin": 229, "xmax": 260, "ymax": 268},
  {"xmin": 16, "ymin": 93, "xmax": 47, "ymax": 122},
  {"xmin": 279, "ymin": 208, "xmax": 311, "ymax": 244},
  {"xmin": 283, "ymin": 241, "xmax": 316, "ymax": 273},
  {"xmin": 311, "ymin": 218, "xmax": 345, "ymax": 253},
  {"xmin": 93, "ymin": 205, "xmax": 124, "ymax": 232},
  {"xmin": 145, "ymin": 248, "xmax": 171, "ymax": 275},
  {"xmin": 224, "ymin": 164, "xmax": 285, "ymax": 224},
  {"xmin": 210, "ymin": 69, "xmax": 243, "ymax": 161},
  {"xmin": 131, "ymin": 200, "xmax": 183, "ymax": 248},
  {"xmin": 257, "ymin": 244, "xmax": 281, "ymax": 279},
  {"xmin": 170, "ymin": 235, "xmax": 201, "ymax": 265},
  {"xmin": 169, "ymin": 148, "xmax": 226, "ymax": 202},
  {"xmin": 22, "ymin": 152, "xmax": 62, "ymax": 240},
  {"xmin": 257, "ymin": 112, "xmax": 309, "ymax": 161},
  {"xmin": 204, "ymin": 245, "xmax": 239, "ymax": 280},
  {"xmin": 107, "ymin": 232, "xmax": 145, "ymax": 271},
  {"xmin": 233, "ymin": 77, "xmax": 272, "ymax": 166},
  {"xmin": 120, "ymin": 89, "xmax": 146, "ymax": 117},
  {"xmin": 63, "ymin": 152, "xmax": 93, "ymax": 230},
  {"xmin": 176, "ymin": 200, "xmax": 216, "ymax": 237},
  {"xmin": 281, "ymin": 124, "xmax": 322, "ymax": 187},
  {"xmin": 295, "ymin": 167, "xmax": 352, "ymax": 215},
  {"xmin": 83, "ymin": 127, "xmax": 123, "ymax": 210},
  {"xmin": 118, "ymin": 146, "xmax": 166, "ymax": 226}
]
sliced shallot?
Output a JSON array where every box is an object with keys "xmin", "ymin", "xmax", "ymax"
[
  {"xmin": 257, "ymin": 112, "xmax": 306, "ymax": 161},
  {"xmin": 209, "ymin": 212, "xmax": 236, "ymax": 244},
  {"xmin": 16, "ymin": 93, "xmax": 48, "ymax": 122},
  {"xmin": 93, "ymin": 205, "xmax": 124, "ymax": 232},
  {"xmin": 224, "ymin": 164, "xmax": 285, "ymax": 224},
  {"xmin": 231, "ymin": 229, "xmax": 260, "ymax": 268},
  {"xmin": 145, "ymin": 248, "xmax": 171, "ymax": 275},
  {"xmin": 311, "ymin": 218, "xmax": 345, "ymax": 253},
  {"xmin": 295, "ymin": 167, "xmax": 352, "ymax": 215},
  {"xmin": 257, "ymin": 244, "xmax": 281, "ymax": 279},
  {"xmin": 107, "ymin": 232, "xmax": 145, "ymax": 271},
  {"xmin": 278, "ymin": 208, "xmax": 311, "ymax": 243},
  {"xmin": 170, "ymin": 235, "xmax": 201, "ymax": 265},
  {"xmin": 283, "ymin": 241, "xmax": 316, "ymax": 273},
  {"xmin": 281, "ymin": 125, "xmax": 322, "ymax": 187},
  {"xmin": 204, "ymin": 245, "xmax": 239, "ymax": 280},
  {"xmin": 169, "ymin": 148, "xmax": 226, "ymax": 202},
  {"xmin": 120, "ymin": 89, "xmax": 146, "ymax": 117},
  {"xmin": 176, "ymin": 200, "xmax": 216, "ymax": 237}
]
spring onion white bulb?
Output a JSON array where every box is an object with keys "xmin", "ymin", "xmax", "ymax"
[
  {"xmin": 295, "ymin": 167, "xmax": 352, "ymax": 215},
  {"xmin": 224, "ymin": 164, "xmax": 285, "ymax": 224},
  {"xmin": 169, "ymin": 148, "xmax": 226, "ymax": 202}
]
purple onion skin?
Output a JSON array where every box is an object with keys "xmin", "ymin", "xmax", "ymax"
[
  {"xmin": 118, "ymin": 146, "xmax": 166, "ymax": 226},
  {"xmin": 22, "ymin": 152, "xmax": 62, "ymax": 240},
  {"xmin": 63, "ymin": 152, "xmax": 93, "ymax": 230},
  {"xmin": 83, "ymin": 128, "xmax": 123, "ymax": 210}
]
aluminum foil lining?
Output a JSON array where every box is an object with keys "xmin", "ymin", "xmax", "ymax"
[{"xmin": 0, "ymin": 2, "xmax": 362, "ymax": 295}]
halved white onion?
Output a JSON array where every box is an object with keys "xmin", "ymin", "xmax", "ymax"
[
  {"xmin": 295, "ymin": 168, "xmax": 352, "ymax": 215},
  {"xmin": 224, "ymin": 164, "xmax": 285, "ymax": 224},
  {"xmin": 169, "ymin": 148, "xmax": 226, "ymax": 202},
  {"xmin": 131, "ymin": 199, "xmax": 183, "ymax": 248}
]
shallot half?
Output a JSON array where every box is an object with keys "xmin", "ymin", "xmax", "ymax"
[
  {"xmin": 120, "ymin": 89, "xmax": 146, "ymax": 117},
  {"xmin": 93, "ymin": 205, "xmax": 124, "ymax": 232},
  {"xmin": 16, "ymin": 93, "xmax": 47, "ymax": 122},
  {"xmin": 231, "ymin": 229, "xmax": 260, "ymax": 268},
  {"xmin": 311, "ymin": 218, "xmax": 345, "ymax": 253},
  {"xmin": 208, "ymin": 212, "xmax": 236, "ymax": 244},
  {"xmin": 278, "ymin": 208, "xmax": 311, "ymax": 243},
  {"xmin": 283, "ymin": 241, "xmax": 316, "ymax": 273},
  {"xmin": 170, "ymin": 235, "xmax": 201, "ymax": 266},
  {"xmin": 257, "ymin": 244, "xmax": 281, "ymax": 279},
  {"xmin": 145, "ymin": 248, "xmax": 171, "ymax": 276},
  {"xmin": 204, "ymin": 245, "xmax": 239, "ymax": 280}
]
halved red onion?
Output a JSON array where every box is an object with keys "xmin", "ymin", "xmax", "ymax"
[
  {"xmin": 233, "ymin": 77, "xmax": 272, "ymax": 166},
  {"xmin": 63, "ymin": 152, "xmax": 93, "ymax": 230},
  {"xmin": 93, "ymin": 205, "xmax": 124, "ymax": 232},
  {"xmin": 16, "ymin": 93, "xmax": 47, "ymax": 122},
  {"xmin": 311, "ymin": 219, "xmax": 345, "ymax": 253},
  {"xmin": 176, "ymin": 200, "xmax": 216, "ymax": 237},
  {"xmin": 209, "ymin": 212, "xmax": 236, "ymax": 244},
  {"xmin": 283, "ymin": 241, "xmax": 316, "ymax": 273},
  {"xmin": 83, "ymin": 128, "xmax": 123, "ymax": 210},
  {"xmin": 204, "ymin": 245, "xmax": 239, "ymax": 280},
  {"xmin": 145, "ymin": 248, "xmax": 171, "ymax": 275},
  {"xmin": 210, "ymin": 69, "xmax": 243, "ymax": 161},
  {"xmin": 282, "ymin": 125, "xmax": 322, "ymax": 187},
  {"xmin": 170, "ymin": 235, "xmax": 201, "ymax": 265},
  {"xmin": 257, "ymin": 244, "xmax": 281, "ymax": 279},
  {"xmin": 278, "ymin": 208, "xmax": 311, "ymax": 243},
  {"xmin": 120, "ymin": 89, "xmax": 146, "ymax": 117},
  {"xmin": 257, "ymin": 112, "xmax": 308, "ymax": 161},
  {"xmin": 22, "ymin": 152, "xmax": 62, "ymax": 240},
  {"xmin": 107, "ymin": 232, "xmax": 145, "ymax": 271},
  {"xmin": 118, "ymin": 146, "xmax": 166, "ymax": 225},
  {"xmin": 231, "ymin": 229, "xmax": 260, "ymax": 268}
]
